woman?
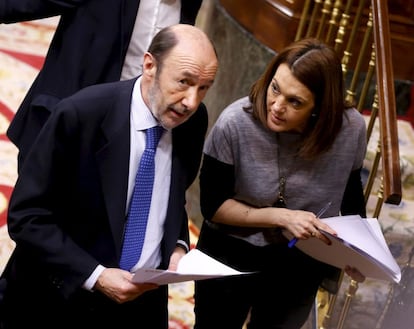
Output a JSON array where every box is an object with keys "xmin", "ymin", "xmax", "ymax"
[{"xmin": 193, "ymin": 38, "xmax": 366, "ymax": 329}]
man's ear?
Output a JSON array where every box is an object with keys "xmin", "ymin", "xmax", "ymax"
[{"xmin": 142, "ymin": 52, "xmax": 157, "ymax": 77}]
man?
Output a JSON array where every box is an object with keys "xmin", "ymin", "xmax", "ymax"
[
  {"xmin": 1, "ymin": 24, "xmax": 218, "ymax": 328},
  {"xmin": 0, "ymin": 0, "xmax": 203, "ymax": 168}
]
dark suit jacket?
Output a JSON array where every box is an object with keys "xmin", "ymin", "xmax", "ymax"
[
  {"xmin": 2, "ymin": 78, "xmax": 208, "ymax": 312},
  {"xmin": 0, "ymin": 0, "xmax": 203, "ymax": 165}
]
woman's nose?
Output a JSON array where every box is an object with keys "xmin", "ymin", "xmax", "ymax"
[{"xmin": 272, "ymin": 96, "xmax": 286, "ymax": 112}]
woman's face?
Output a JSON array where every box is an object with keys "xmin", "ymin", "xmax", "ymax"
[{"xmin": 266, "ymin": 63, "xmax": 315, "ymax": 133}]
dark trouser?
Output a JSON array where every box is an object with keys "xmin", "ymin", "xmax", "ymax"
[
  {"xmin": 1, "ymin": 278, "xmax": 168, "ymax": 329},
  {"xmin": 194, "ymin": 222, "xmax": 330, "ymax": 329}
]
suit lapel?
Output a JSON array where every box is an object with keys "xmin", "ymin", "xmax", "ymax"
[{"xmin": 96, "ymin": 81, "xmax": 135, "ymax": 256}]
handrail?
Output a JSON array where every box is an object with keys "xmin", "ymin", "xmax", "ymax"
[{"xmin": 371, "ymin": 0, "xmax": 402, "ymax": 205}]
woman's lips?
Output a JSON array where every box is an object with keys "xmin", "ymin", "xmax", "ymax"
[{"xmin": 270, "ymin": 111, "xmax": 285, "ymax": 124}]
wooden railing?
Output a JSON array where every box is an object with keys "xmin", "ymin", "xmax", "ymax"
[{"xmin": 371, "ymin": 0, "xmax": 401, "ymax": 206}]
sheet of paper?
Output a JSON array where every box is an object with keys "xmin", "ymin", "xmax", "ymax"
[
  {"xmin": 322, "ymin": 216, "xmax": 400, "ymax": 280},
  {"xmin": 283, "ymin": 215, "xmax": 401, "ymax": 283},
  {"xmin": 132, "ymin": 249, "xmax": 250, "ymax": 285}
]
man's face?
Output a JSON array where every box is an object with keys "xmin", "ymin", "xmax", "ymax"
[{"xmin": 142, "ymin": 44, "xmax": 218, "ymax": 130}]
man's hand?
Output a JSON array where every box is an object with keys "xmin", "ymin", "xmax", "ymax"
[
  {"xmin": 167, "ymin": 246, "xmax": 187, "ymax": 271},
  {"xmin": 94, "ymin": 268, "xmax": 158, "ymax": 303}
]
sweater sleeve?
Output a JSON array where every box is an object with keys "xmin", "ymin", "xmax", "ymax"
[
  {"xmin": 199, "ymin": 154, "xmax": 235, "ymax": 221},
  {"xmin": 340, "ymin": 167, "xmax": 367, "ymax": 217}
]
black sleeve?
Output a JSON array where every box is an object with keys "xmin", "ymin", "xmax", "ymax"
[
  {"xmin": 173, "ymin": 102, "xmax": 208, "ymax": 188},
  {"xmin": 180, "ymin": 0, "xmax": 203, "ymax": 24},
  {"xmin": 0, "ymin": 0, "xmax": 79, "ymax": 24},
  {"xmin": 340, "ymin": 167, "xmax": 367, "ymax": 218},
  {"xmin": 199, "ymin": 154, "xmax": 235, "ymax": 221}
]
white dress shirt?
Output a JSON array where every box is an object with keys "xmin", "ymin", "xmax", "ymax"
[
  {"xmin": 121, "ymin": 0, "xmax": 181, "ymax": 80},
  {"xmin": 127, "ymin": 77, "xmax": 172, "ymax": 271},
  {"xmin": 83, "ymin": 77, "xmax": 172, "ymax": 290}
]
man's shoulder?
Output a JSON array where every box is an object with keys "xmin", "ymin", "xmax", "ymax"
[{"xmin": 72, "ymin": 78, "xmax": 136, "ymax": 100}]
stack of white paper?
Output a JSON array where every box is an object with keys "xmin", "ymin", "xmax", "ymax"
[
  {"xmin": 132, "ymin": 248, "xmax": 250, "ymax": 285},
  {"xmin": 284, "ymin": 215, "xmax": 401, "ymax": 283}
]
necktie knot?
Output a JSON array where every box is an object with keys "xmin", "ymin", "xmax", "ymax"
[{"xmin": 146, "ymin": 125, "xmax": 164, "ymax": 150}]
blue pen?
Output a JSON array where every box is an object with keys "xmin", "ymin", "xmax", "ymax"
[{"xmin": 288, "ymin": 201, "xmax": 332, "ymax": 248}]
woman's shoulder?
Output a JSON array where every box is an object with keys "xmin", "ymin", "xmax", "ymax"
[
  {"xmin": 339, "ymin": 108, "xmax": 367, "ymax": 149},
  {"xmin": 208, "ymin": 96, "xmax": 260, "ymax": 143},
  {"xmin": 221, "ymin": 96, "xmax": 250, "ymax": 114},
  {"xmin": 216, "ymin": 96, "xmax": 253, "ymax": 125},
  {"xmin": 344, "ymin": 107, "xmax": 366, "ymax": 129}
]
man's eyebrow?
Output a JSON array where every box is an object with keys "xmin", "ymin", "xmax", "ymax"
[
  {"xmin": 181, "ymin": 71, "xmax": 198, "ymax": 80},
  {"xmin": 180, "ymin": 71, "xmax": 215, "ymax": 85}
]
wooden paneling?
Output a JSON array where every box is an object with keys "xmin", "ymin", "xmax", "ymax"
[{"xmin": 219, "ymin": 0, "xmax": 414, "ymax": 81}]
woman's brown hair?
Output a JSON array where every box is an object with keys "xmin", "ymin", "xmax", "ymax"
[{"xmin": 248, "ymin": 38, "xmax": 351, "ymax": 159}]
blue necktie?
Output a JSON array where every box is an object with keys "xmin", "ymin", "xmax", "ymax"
[{"xmin": 120, "ymin": 125, "xmax": 164, "ymax": 271}]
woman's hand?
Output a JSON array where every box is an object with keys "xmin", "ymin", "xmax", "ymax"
[
  {"xmin": 345, "ymin": 265, "xmax": 366, "ymax": 282},
  {"xmin": 282, "ymin": 209, "xmax": 336, "ymax": 245}
]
